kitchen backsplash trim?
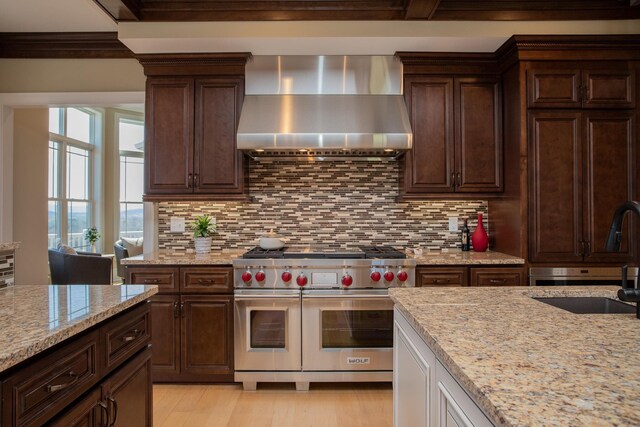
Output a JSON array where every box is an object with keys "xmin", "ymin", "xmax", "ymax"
[{"xmin": 157, "ymin": 161, "xmax": 488, "ymax": 253}]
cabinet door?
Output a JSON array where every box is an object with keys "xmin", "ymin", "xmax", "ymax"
[
  {"xmin": 583, "ymin": 111, "xmax": 636, "ymax": 262},
  {"xmin": 101, "ymin": 348, "xmax": 152, "ymax": 427},
  {"xmin": 527, "ymin": 68, "xmax": 581, "ymax": 108},
  {"xmin": 145, "ymin": 77, "xmax": 194, "ymax": 194},
  {"xmin": 455, "ymin": 77, "xmax": 502, "ymax": 192},
  {"xmin": 180, "ymin": 295, "xmax": 234, "ymax": 381},
  {"xmin": 403, "ymin": 77, "xmax": 455, "ymax": 193},
  {"xmin": 582, "ymin": 70, "xmax": 635, "ymax": 109},
  {"xmin": 150, "ymin": 295, "xmax": 180, "ymax": 380},
  {"xmin": 416, "ymin": 267, "xmax": 468, "ymax": 287},
  {"xmin": 194, "ymin": 78, "xmax": 245, "ymax": 194},
  {"xmin": 394, "ymin": 320, "xmax": 433, "ymax": 427},
  {"xmin": 47, "ymin": 388, "xmax": 103, "ymax": 427},
  {"xmin": 529, "ymin": 111, "xmax": 584, "ymax": 263}
]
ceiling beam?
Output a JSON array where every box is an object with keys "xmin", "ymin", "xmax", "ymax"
[
  {"xmin": 405, "ymin": 0, "xmax": 442, "ymax": 19},
  {"xmin": 92, "ymin": 0, "xmax": 140, "ymax": 21},
  {"xmin": 0, "ymin": 32, "xmax": 133, "ymax": 58}
]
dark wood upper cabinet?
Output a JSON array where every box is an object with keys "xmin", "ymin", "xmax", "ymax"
[
  {"xmin": 401, "ymin": 74, "xmax": 502, "ymax": 198},
  {"xmin": 582, "ymin": 111, "xmax": 636, "ymax": 262},
  {"xmin": 139, "ymin": 54, "xmax": 251, "ymax": 201},
  {"xmin": 145, "ymin": 77, "xmax": 194, "ymax": 194},
  {"xmin": 529, "ymin": 110, "xmax": 636, "ymax": 263},
  {"xmin": 403, "ymin": 76, "xmax": 454, "ymax": 193},
  {"xmin": 529, "ymin": 111, "xmax": 583, "ymax": 263},
  {"xmin": 527, "ymin": 66, "xmax": 635, "ymax": 109},
  {"xmin": 456, "ymin": 77, "xmax": 502, "ymax": 192},
  {"xmin": 194, "ymin": 78, "xmax": 245, "ymax": 193}
]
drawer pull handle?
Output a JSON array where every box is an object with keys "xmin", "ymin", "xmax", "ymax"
[
  {"xmin": 489, "ymin": 279, "xmax": 506, "ymax": 284},
  {"xmin": 122, "ymin": 329, "xmax": 142, "ymax": 342},
  {"xmin": 99, "ymin": 400, "xmax": 109, "ymax": 426},
  {"xmin": 197, "ymin": 279, "xmax": 215, "ymax": 285},
  {"xmin": 46, "ymin": 371, "xmax": 78, "ymax": 393},
  {"xmin": 433, "ymin": 279, "xmax": 450, "ymax": 284},
  {"xmin": 108, "ymin": 396, "xmax": 119, "ymax": 427},
  {"xmin": 144, "ymin": 279, "xmax": 160, "ymax": 284}
]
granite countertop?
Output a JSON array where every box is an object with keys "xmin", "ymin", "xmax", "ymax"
[
  {"xmin": 411, "ymin": 249, "xmax": 524, "ymax": 265},
  {"xmin": 0, "ymin": 284, "xmax": 158, "ymax": 373},
  {"xmin": 0, "ymin": 242, "xmax": 20, "ymax": 251},
  {"xmin": 122, "ymin": 249, "xmax": 524, "ymax": 266},
  {"xmin": 390, "ymin": 286, "xmax": 640, "ymax": 426},
  {"xmin": 121, "ymin": 250, "xmax": 245, "ymax": 265}
]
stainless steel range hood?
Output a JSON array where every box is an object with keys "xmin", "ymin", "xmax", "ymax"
[{"xmin": 237, "ymin": 56, "xmax": 412, "ymax": 160}]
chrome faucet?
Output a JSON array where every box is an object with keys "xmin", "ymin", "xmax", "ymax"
[{"xmin": 604, "ymin": 201, "xmax": 640, "ymax": 318}]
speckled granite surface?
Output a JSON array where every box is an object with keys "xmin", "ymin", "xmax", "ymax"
[
  {"xmin": 0, "ymin": 242, "xmax": 20, "ymax": 251},
  {"xmin": 121, "ymin": 249, "xmax": 523, "ymax": 266},
  {"xmin": 121, "ymin": 250, "xmax": 243, "ymax": 265},
  {"xmin": 0, "ymin": 284, "xmax": 157, "ymax": 373},
  {"xmin": 390, "ymin": 286, "xmax": 640, "ymax": 426},
  {"xmin": 411, "ymin": 249, "xmax": 524, "ymax": 265}
]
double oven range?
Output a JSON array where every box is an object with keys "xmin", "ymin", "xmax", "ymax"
[{"xmin": 233, "ymin": 246, "xmax": 416, "ymax": 391}]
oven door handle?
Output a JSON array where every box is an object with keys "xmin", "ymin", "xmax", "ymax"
[
  {"xmin": 302, "ymin": 292, "xmax": 389, "ymax": 299},
  {"xmin": 234, "ymin": 294, "xmax": 300, "ymax": 300}
]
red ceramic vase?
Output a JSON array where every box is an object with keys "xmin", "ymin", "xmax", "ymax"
[{"xmin": 471, "ymin": 212, "xmax": 489, "ymax": 252}]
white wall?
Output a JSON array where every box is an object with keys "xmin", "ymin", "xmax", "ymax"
[{"xmin": 12, "ymin": 108, "xmax": 49, "ymax": 284}]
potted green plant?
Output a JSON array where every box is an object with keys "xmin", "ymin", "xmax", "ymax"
[
  {"xmin": 191, "ymin": 215, "xmax": 216, "ymax": 254},
  {"xmin": 83, "ymin": 226, "xmax": 101, "ymax": 253}
]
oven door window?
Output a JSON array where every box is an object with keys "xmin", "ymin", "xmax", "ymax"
[
  {"xmin": 321, "ymin": 309, "xmax": 393, "ymax": 349},
  {"xmin": 250, "ymin": 310, "xmax": 286, "ymax": 349}
]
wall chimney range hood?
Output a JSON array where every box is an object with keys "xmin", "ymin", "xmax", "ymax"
[{"xmin": 237, "ymin": 56, "xmax": 413, "ymax": 160}]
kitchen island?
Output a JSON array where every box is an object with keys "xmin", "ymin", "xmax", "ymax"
[
  {"xmin": 390, "ymin": 286, "xmax": 640, "ymax": 426},
  {"xmin": 0, "ymin": 284, "xmax": 157, "ymax": 426}
]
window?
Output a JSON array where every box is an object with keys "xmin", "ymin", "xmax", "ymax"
[
  {"xmin": 48, "ymin": 108, "xmax": 96, "ymax": 250},
  {"xmin": 117, "ymin": 116, "xmax": 144, "ymax": 239}
]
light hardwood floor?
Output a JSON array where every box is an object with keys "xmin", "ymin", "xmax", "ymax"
[{"xmin": 153, "ymin": 383, "xmax": 393, "ymax": 427}]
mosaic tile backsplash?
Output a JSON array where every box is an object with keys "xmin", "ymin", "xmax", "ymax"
[
  {"xmin": 157, "ymin": 161, "xmax": 488, "ymax": 252},
  {"xmin": 0, "ymin": 250, "xmax": 15, "ymax": 288}
]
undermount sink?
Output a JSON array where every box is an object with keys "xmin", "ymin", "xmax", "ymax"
[{"xmin": 533, "ymin": 297, "xmax": 636, "ymax": 314}]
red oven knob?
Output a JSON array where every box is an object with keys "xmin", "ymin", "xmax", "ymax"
[
  {"xmin": 296, "ymin": 273, "xmax": 308, "ymax": 287},
  {"xmin": 370, "ymin": 271, "xmax": 381, "ymax": 282},
  {"xmin": 342, "ymin": 274, "xmax": 353, "ymax": 287},
  {"xmin": 255, "ymin": 270, "xmax": 266, "ymax": 282},
  {"xmin": 281, "ymin": 270, "xmax": 292, "ymax": 282},
  {"xmin": 241, "ymin": 271, "xmax": 252, "ymax": 283},
  {"xmin": 397, "ymin": 270, "xmax": 408, "ymax": 282},
  {"xmin": 384, "ymin": 270, "xmax": 395, "ymax": 282}
]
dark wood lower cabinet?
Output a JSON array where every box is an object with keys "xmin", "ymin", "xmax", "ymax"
[
  {"xmin": 150, "ymin": 295, "xmax": 180, "ymax": 380},
  {"xmin": 150, "ymin": 293, "xmax": 234, "ymax": 383},
  {"xmin": 2, "ymin": 302, "xmax": 153, "ymax": 427},
  {"xmin": 417, "ymin": 266, "xmax": 524, "ymax": 287},
  {"xmin": 49, "ymin": 349, "xmax": 152, "ymax": 427}
]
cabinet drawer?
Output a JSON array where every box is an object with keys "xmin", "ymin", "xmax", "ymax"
[
  {"xmin": 101, "ymin": 302, "xmax": 151, "ymax": 372},
  {"xmin": 470, "ymin": 268, "xmax": 523, "ymax": 286},
  {"xmin": 2, "ymin": 331, "xmax": 99, "ymax": 427},
  {"xmin": 126, "ymin": 267, "xmax": 179, "ymax": 293},
  {"xmin": 416, "ymin": 267, "xmax": 468, "ymax": 287},
  {"xmin": 181, "ymin": 267, "xmax": 233, "ymax": 293}
]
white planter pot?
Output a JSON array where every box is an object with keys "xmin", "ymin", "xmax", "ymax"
[{"xmin": 194, "ymin": 237, "xmax": 212, "ymax": 254}]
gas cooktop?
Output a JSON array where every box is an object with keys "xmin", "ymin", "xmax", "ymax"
[{"xmin": 242, "ymin": 245, "xmax": 406, "ymax": 259}]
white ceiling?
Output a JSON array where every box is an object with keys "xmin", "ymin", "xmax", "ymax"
[{"xmin": 0, "ymin": 0, "xmax": 639, "ymax": 54}]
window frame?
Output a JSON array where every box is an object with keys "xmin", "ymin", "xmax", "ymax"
[
  {"xmin": 114, "ymin": 112, "xmax": 145, "ymax": 241},
  {"xmin": 48, "ymin": 107, "xmax": 97, "ymax": 251}
]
